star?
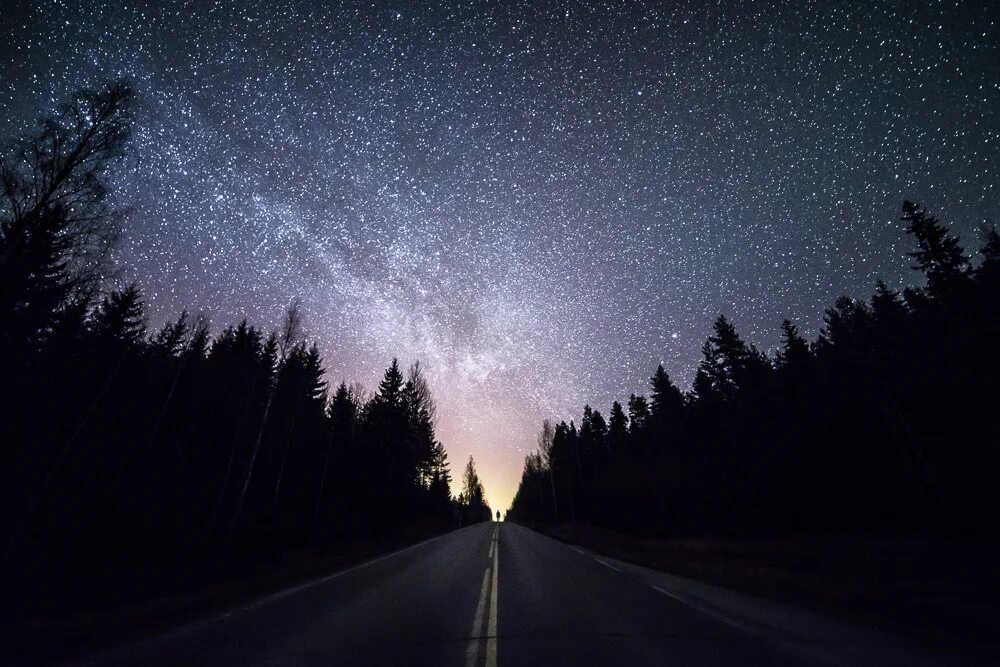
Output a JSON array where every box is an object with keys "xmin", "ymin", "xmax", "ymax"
[{"xmin": 1, "ymin": 0, "xmax": 996, "ymax": 511}]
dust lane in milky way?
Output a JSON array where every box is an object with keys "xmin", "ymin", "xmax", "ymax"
[{"xmin": 1, "ymin": 1, "xmax": 997, "ymax": 509}]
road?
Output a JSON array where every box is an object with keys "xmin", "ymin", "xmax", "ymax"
[{"xmin": 86, "ymin": 522, "xmax": 968, "ymax": 666}]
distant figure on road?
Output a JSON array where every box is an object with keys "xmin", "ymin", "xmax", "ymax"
[{"xmin": 496, "ymin": 510, "xmax": 501, "ymax": 522}]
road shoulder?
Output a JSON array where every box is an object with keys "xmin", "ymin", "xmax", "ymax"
[
  {"xmin": 0, "ymin": 526, "xmax": 461, "ymax": 665},
  {"xmin": 519, "ymin": 522, "xmax": 999, "ymax": 664}
]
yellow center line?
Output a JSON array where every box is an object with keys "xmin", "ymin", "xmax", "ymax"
[
  {"xmin": 466, "ymin": 524, "xmax": 500, "ymax": 667},
  {"xmin": 485, "ymin": 525, "xmax": 499, "ymax": 667}
]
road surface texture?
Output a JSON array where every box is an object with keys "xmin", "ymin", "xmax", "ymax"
[{"xmin": 84, "ymin": 522, "xmax": 973, "ymax": 666}]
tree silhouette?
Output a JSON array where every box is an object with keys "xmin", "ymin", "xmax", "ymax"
[
  {"xmin": 4, "ymin": 82, "xmax": 997, "ymax": 617},
  {"xmin": 775, "ymin": 320, "xmax": 809, "ymax": 370},
  {"xmin": 1, "ymin": 85, "xmax": 470, "ymax": 608},
  {"xmin": 459, "ymin": 456, "xmax": 491, "ymax": 524},
  {"xmin": 1, "ymin": 80, "xmax": 133, "ymax": 365},
  {"xmin": 510, "ymin": 201, "xmax": 1000, "ymax": 542},
  {"xmin": 902, "ymin": 200, "xmax": 970, "ymax": 301},
  {"xmin": 607, "ymin": 401, "xmax": 628, "ymax": 453},
  {"xmin": 90, "ymin": 284, "xmax": 146, "ymax": 347}
]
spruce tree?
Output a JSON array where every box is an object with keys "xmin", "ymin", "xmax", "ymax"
[
  {"xmin": 627, "ymin": 394, "xmax": 650, "ymax": 434},
  {"xmin": 0, "ymin": 207, "xmax": 74, "ymax": 355},
  {"xmin": 460, "ymin": 456, "xmax": 489, "ymax": 522},
  {"xmin": 375, "ymin": 358, "xmax": 404, "ymax": 409},
  {"xmin": 153, "ymin": 311, "xmax": 190, "ymax": 357},
  {"xmin": 902, "ymin": 200, "xmax": 970, "ymax": 300},
  {"xmin": 976, "ymin": 224, "xmax": 1000, "ymax": 289},
  {"xmin": 776, "ymin": 319, "xmax": 810, "ymax": 370},
  {"xmin": 607, "ymin": 401, "xmax": 628, "ymax": 452},
  {"xmin": 697, "ymin": 315, "xmax": 750, "ymax": 401},
  {"xmin": 90, "ymin": 285, "xmax": 146, "ymax": 349},
  {"xmin": 649, "ymin": 364, "xmax": 684, "ymax": 424},
  {"xmin": 870, "ymin": 281, "xmax": 907, "ymax": 325}
]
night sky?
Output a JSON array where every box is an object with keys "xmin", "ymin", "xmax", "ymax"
[{"xmin": 2, "ymin": 1, "xmax": 997, "ymax": 510}]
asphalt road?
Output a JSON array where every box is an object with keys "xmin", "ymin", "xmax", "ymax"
[{"xmin": 85, "ymin": 522, "xmax": 967, "ymax": 666}]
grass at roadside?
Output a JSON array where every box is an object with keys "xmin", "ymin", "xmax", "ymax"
[
  {"xmin": 0, "ymin": 523, "xmax": 455, "ymax": 664},
  {"xmin": 528, "ymin": 521, "xmax": 1000, "ymax": 650}
]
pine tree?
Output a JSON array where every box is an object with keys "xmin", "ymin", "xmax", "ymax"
[
  {"xmin": 313, "ymin": 382, "xmax": 360, "ymax": 536},
  {"xmin": 427, "ymin": 441, "xmax": 453, "ymax": 519},
  {"xmin": 902, "ymin": 200, "xmax": 970, "ymax": 300},
  {"xmin": 145, "ymin": 310, "xmax": 194, "ymax": 450},
  {"xmin": 976, "ymin": 224, "xmax": 1000, "ymax": 288},
  {"xmin": 590, "ymin": 409, "xmax": 608, "ymax": 442},
  {"xmin": 1, "ymin": 284, "xmax": 145, "ymax": 562},
  {"xmin": 974, "ymin": 225, "xmax": 1000, "ymax": 334},
  {"xmin": 272, "ymin": 342, "xmax": 327, "ymax": 506},
  {"xmin": 44, "ymin": 293, "xmax": 93, "ymax": 361},
  {"xmin": 153, "ymin": 311, "xmax": 190, "ymax": 357},
  {"xmin": 404, "ymin": 362, "xmax": 438, "ymax": 484},
  {"xmin": 206, "ymin": 321, "xmax": 268, "ymax": 536},
  {"xmin": 607, "ymin": 401, "xmax": 628, "ymax": 452},
  {"xmin": 692, "ymin": 359, "xmax": 717, "ymax": 405},
  {"xmin": 375, "ymin": 358, "xmax": 405, "ymax": 409},
  {"xmin": 697, "ymin": 315, "xmax": 750, "ymax": 401},
  {"xmin": 186, "ymin": 315, "xmax": 211, "ymax": 359},
  {"xmin": 649, "ymin": 364, "xmax": 684, "ymax": 424},
  {"xmin": 90, "ymin": 284, "xmax": 146, "ymax": 349},
  {"xmin": 460, "ymin": 456, "xmax": 489, "ymax": 522},
  {"xmin": 0, "ymin": 207, "xmax": 74, "ymax": 356},
  {"xmin": 870, "ymin": 282, "xmax": 907, "ymax": 324},
  {"xmin": 226, "ymin": 316, "xmax": 281, "ymax": 537},
  {"xmin": 428, "ymin": 442, "xmax": 452, "ymax": 490},
  {"xmin": 817, "ymin": 297, "xmax": 870, "ymax": 354},
  {"xmin": 776, "ymin": 319, "xmax": 810, "ymax": 370},
  {"xmin": 328, "ymin": 382, "xmax": 359, "ymax": 435},
  {"xmin": 627, "ymin": 394, "xmax": 650, "ymax": 434}
]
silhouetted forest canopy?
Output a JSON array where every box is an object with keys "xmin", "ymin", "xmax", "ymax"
[
  {"xmin": 0, "ymin": 81, "xmax": 490, "ymax": 608},
  {"xmin": 509, "ymin": 201, "xmax": 1000, "ymax": 538}
]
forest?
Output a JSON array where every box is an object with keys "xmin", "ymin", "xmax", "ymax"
[
  {"xmin": 4, "ymin": 77, "xmax": 998, "ymax": 618},
  {"xmin": 0, "ymin": 81, "xmax": 491, "ymax": 610},
  {"xmin": 509, "ymin": 203, "xmax": 1000, "ymax": 538}
]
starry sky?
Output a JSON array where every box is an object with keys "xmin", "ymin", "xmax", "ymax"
[{"xmin": 2, "ymin": 1, "xmax": 998, "ymax": 511}]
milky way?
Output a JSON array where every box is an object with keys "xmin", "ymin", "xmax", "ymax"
[{"xmin": 2, "ymin": 1, "xmax": 997, "ymax": 509}]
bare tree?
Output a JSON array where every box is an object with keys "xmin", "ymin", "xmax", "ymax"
[
  {"xmin": 1, "ymin": 79, "xmax": 134, "ymax": 296},
  {"xmin": 277, "ymin": 297, "xmax": 303, "ymax": 359},
  {"xmin": 1, "ymin": 82, "xmax": 134, "ymax": 561}
]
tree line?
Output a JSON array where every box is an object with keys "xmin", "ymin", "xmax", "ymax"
[
  {"xmin": 509, "ymin": 201, "xmax": 1000, "ymax": 538},
  {"xmin": 0, "ymin": 81, "xmax": 490, "ymax": 607}
]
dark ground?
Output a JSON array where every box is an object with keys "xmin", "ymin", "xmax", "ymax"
[
  {"xmin": 14, "ymin": 522, "xmax": 981, "ymax": 666},
  {"xmin": 0, "ymin": 523, "xmax": 452, "ymax": 664},
  {"xmin": 535, "ymin": 522, "xmax": 1000, "ymax": 654}
]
